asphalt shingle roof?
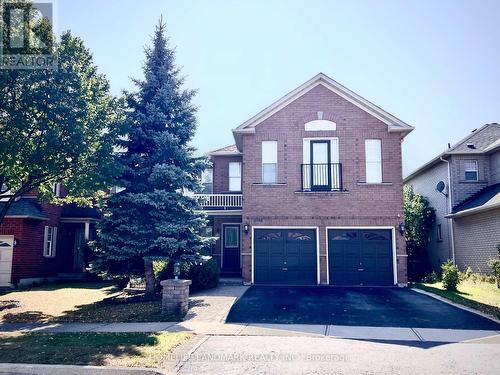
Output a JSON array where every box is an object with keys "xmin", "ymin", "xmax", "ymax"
[
  {"xmin": 0, "ymin": 199, "xmax": 47, "ymax": 220},
  {"xmin": 452, "ymin": 183, "xmax": 500, "ymax": 214}
]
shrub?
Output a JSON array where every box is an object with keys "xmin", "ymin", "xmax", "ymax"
[
  {"xmin": 155, "ymin": 256, "xmax": 220, "ymax": 293},
  {"xmin": 421, "ymin": 271, "xmax": 440, "ymax": 283},
  {"xmin": 441, "ymin": 260, "xmax": 460, "ymax": 291},
  {"xmin": 488, "ymin": 243, "xmax": 500, "ymax": 288}
]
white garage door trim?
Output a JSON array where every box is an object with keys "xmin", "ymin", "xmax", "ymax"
[
  {"xmin": 325, "ymin": 226, "xmax": 397, "ymax": 285},
  {"xmin": 0, "ymin": 235, "xmax": 14, "ymax": 287},
  {"xmin": 251, "ymin": 226, "xmax": 320, "ymax": 285}
]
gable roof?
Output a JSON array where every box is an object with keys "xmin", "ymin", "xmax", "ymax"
[
  {"xmin": 232, "ymin": 73, "xmax": 414, "ymax": 144},
  {"xmin": 404, "ymin": 123, "xmax": 500, "ymax": 182}
]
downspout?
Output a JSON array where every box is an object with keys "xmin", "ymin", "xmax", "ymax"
[{"xmin": 440, "ymin": 156, "xmax": 456, "ymax": 264}]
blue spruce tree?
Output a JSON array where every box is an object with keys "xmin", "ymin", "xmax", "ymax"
[{"xmin": 94, "ymin": 20, "xmax": 210, "ymax": 296}]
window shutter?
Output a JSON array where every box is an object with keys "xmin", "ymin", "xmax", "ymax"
[
  {"xmin": 52, "ymin": 227, "xmax": 58, "ymax": 256},
  {"xmin": 43, "ymin": 226, "xmax": 49, "ymax": 256}
]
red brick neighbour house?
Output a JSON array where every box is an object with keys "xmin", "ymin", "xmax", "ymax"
[
  {"xmin": 196, "ymin": 73, "xmax": 414, "ymax": 286},
  {"xmin": 0, "ymin": 185, "xmax": 99, "ymax": 287}
]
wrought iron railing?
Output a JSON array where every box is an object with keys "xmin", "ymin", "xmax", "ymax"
[{"xmin": 301, "ymin": 163, "xmax": 343, "ymax": 191}]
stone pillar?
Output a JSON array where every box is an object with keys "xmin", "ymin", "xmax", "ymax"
[{"xmin": 160, "ymin": 279, "xmax": 192, "ymax": 316}]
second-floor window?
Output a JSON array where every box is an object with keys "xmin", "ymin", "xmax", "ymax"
[
  {"xmin": 464, "ymin": 160, "xmax": 478, "ymax": 181},
  {"xmin": 43, "ymin": 226, "xmax": 57, "ymax": 257},
  {"xmin": 262, "ymin": 141, "xmax": 277, "ymax": 184},
  {"xmin": 201, "ymin": 168, "xmax": 213, "ymax": 193},
  {"xmin": 365, "ymin": 139, "xmax": 382, "ymax": 183},
  {"xmin": 229, "ymin": 162, "xmax": 242, "ymax": 191}
]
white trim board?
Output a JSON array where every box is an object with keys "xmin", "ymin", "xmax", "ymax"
[
  {"xmin": 325, "ymin": 226, "xmax": 398, "ymax": 286},
  {"xmin": 251, "ymin": 226, "xmax": 320, "ymax": 285}
]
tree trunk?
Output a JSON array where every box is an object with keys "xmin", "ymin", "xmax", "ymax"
[{"xmin": 144, "ymin": 259, "xmax": 156, "ymax": 298}]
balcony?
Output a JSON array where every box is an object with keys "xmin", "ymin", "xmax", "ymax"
[
  {"xmin": 301, "ymin": 163, "xmax": 343, "ymax": 191},
  {"xmin": 194, "ymin": 193, "xmax": 242, "ymax": 210}
]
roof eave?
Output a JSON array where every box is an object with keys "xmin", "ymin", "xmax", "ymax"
[{"xmin": 445, "ymin": 201, "xmax": 500, "ymax": 218}]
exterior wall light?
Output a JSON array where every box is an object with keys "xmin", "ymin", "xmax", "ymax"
[
  {"xmin": 398, "ymin": 223, "xmax": 406, "ymax": 236},
  {"xmin": 244, "ymin": 224, "xmax": 250, "ymax": 234},
  {"xmin": 173, "ymin": 262, "xmax": 181, "ymax": 280}
]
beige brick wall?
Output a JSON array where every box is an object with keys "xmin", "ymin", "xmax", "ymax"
[{"xmin": 453, "ymin": 208, "xmax": 500, "ymax": 273}]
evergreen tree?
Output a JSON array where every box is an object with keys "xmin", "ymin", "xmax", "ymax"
[{"xmin": 93, "ymin": 20, "xmax": 210, "ymax": 296}]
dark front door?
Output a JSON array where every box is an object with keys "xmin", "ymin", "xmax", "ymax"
[
  {"xmin": 328, "ymin": 229, "xmax": 394, "ymax": 286},
  {"xmin": 222, "ymin": 224, "xmax": 241, "ymax": 275},
  {"xmin": 254, "ymin": 228, "xmax": 317, "ymax": 285},
  {"xmin": 310, "ymin": 140, "xmax": 331, "ymax": 191}
]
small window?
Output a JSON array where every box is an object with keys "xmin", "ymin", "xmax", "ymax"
[
  {"xmin": 229, "ymin": 162, "xmax": 241, "ymax": 191},
  {"xmin": 224, "ymin": 226, "xmax": 239, "ymax": 248},
  {"xmin": 259, "ymin": 232, "xmax": 282, "ymax": 241},
  {"xmin": 332, "ymin": 231, "xmax": 357, "ymax": 241},
  {"xmin": 287, "ymin": 232, "xmax": 312, "ymax": 241},
  {"xmin": 43, "ymin": 226, "xmax": 57, "ymax": 257},
  {"xmin": 436, "ymin": 224, "xmax": 442, "ymax": 241},
  {"xmin": 365, "ymin": 139, "xmax": 382, "ymax": 183},
  {"xmin": 464, "ymin": 160, "xmax": 478, "ymax": 181},
  {"xmin": 201, "ymin": 168, "xmax": 213, "ymax": 193},
  {"xmin": 52, "ymin": 183, "xmax": 61, "ymax": 197},
  {"xmin": 363, "ymin": 231, "xmax": 390, "ymax": 241},
  {"xmin": 262, "ymin": 141, "xmax": 277, "ymax": 184}
]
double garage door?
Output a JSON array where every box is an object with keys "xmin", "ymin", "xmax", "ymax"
[{"xmin": 253, "ymin": 228, "xmax": 394, "ymax": 286}]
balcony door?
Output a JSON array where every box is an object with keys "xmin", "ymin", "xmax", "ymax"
[{"xmin": 310, "ymin": 140, "xmax": 331, "ymax": 191}]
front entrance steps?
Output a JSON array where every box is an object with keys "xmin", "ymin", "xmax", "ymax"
[{"xmin": 219, "ymin": 277, "xmax": 243, "ymax": 286}]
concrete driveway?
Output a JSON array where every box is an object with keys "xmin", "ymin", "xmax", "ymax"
[{"xmin": 226, "ymin": 286, "xmax": 500, "ymax": 330}]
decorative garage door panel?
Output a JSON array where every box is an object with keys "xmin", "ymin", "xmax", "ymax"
[
  {"xmin": 254, "ymin": 229, "xmax": 317, "ymax": 285},
  {"xmin": 328, "ymin": 229, "xmax": 394, "ymax": 286}
]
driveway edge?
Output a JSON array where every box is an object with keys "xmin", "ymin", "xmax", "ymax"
[
  {"xmin": 0, "ymin": 363, "xmax": 165, "ymax": 375},
  {"xmin": 410, "ymin": 288, "xmax": 500, "ymax": 325}
]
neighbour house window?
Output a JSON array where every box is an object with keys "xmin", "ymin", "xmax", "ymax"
[
  {"xmin": 110, "ymin": 186, "xmax": 125, "ymax": 194},
  {"xmin": 43, "ymin": 226, "xmax": 57, "ymax": 257},
  {"xmin": 201, "ymin": 168, "xmax": 213, "ymax": 193},
  {"xmin": 464, "ymin": 160, "xmax": 478, "ymax": 181},
  {"xmin": 262, "ymin": 141, "xmax": 278, "ymax": 184},
  {"xmin": 365, "ymin": 139, "xmax": 382, "ymax": 183},
  {"xmin": 228, "ymin": 162, "xmax": 242, "ymax": 191},
  {"xmin": 52, "ymin": 183, "xmax": 61, "ymax": 197},
  {"xmin": 436, "ymin": 224, "xmax": 442, "ymax": 241}
]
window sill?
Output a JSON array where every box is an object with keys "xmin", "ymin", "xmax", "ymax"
[
  {"xmin": 295, "ymin": 190, "xmax": 349, "ymax": 195},
  {"xmin": 357, "ymin": 182, "xmax": 393, "ymax": 186},
  {"xmin": 252, "ymin": 183, "xmax": 287, "ymax": 187},
  {"xmin": 458, "ymin": 180, "xmax": 486, "ymax": 184}
]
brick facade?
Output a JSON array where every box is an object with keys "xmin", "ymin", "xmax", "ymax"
[
  {"xmin": 212, "ymin": 155, "xmax": 243, "ymax": 193},
  {"xmin": 234, "ymin": 84, "xmax": 408, "ymax": 285}
]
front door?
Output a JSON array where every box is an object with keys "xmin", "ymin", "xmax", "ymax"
[
  {"xmin": 222, "ymin": 224, "xmax": 241, "ymax": 275},
  {"xmin": 310, "ymin": 140, "xmax": 331, "ymax": 191},
  {"xmin": 73, "ymin": 228, "xmax": 85, "ymax": 272}
]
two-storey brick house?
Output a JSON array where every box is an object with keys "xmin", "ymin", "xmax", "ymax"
[
  {"xmin": 405, "ymin": 123, "xmax": 500, "ymax": 273},
  {"xmin": 197, "ymin": 73, "xmax": 414, "ymax": 286},
  {"xmin": 0, "ymin": 185, "xmax": 99, "ymax": 287}
]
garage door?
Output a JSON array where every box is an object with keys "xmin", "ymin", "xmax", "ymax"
[
  {"xmin": 328, "ymin": 229, "xmax": 394, "ymax": 286},
  {"xmin": 254, "ymin": 228, "xmax": 317, "ymax": 285},
  {"xmin": 0, "ymin": 236, "xmax": 14, "ymax": 287}
]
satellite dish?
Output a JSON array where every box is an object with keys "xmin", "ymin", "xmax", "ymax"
[{"xmin": 436, "ymin": 181, "xmax": 447, "ymax": 196}]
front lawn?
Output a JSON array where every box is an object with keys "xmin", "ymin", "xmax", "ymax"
[
  {"xmin": 0, "ymin": 332, "xmax": 190, "ymax": 367},
  {"xmin": 0, "ymin": 282, "xmax": 180, "ymax": 323},
  {"xmin": 413, "ymin": 280, "xmax": 500, "ymax": 319}
]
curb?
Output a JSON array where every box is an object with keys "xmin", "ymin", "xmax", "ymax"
[
  {"xmin": 410, "ymin": 288, "xmax": 500, "ymax": 325},
  {"xmin": 0, "ymin": 363, "xmax": 166, "ymax": 374}
]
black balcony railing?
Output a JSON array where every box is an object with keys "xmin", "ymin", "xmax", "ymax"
[{"xmin": 301, "ymin": 163, "xmax": 343, "ymax": 191}]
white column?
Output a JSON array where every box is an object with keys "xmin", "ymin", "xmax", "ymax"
[{"xmin": 84, "ymin": 221, "xmax": 90, "ymax": 241}]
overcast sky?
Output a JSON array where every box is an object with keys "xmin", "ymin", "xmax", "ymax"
[{"xmin": 58, "ymin": 0, "xmax": 500, "ymax": 175}]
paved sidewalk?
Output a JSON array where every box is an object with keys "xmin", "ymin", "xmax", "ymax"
[{"xmin": 1, "ymin": 321, "xmax": 499, "ymax": 343}]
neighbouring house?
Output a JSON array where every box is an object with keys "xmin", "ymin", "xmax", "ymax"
[
  {"xmin": 404, "ymin": 123, "xmax": 500, "ymax": 273},
  {"xmin": 195, "ymin": 73, "xmax": 414, "ymax": 286},
  {"xmin": 0, "ymin": 184, "xmax": 99, "ymax": 287}
]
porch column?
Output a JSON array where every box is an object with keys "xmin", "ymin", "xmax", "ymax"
[{"xmin": 84, "ymin": 221, "xmax": 90, "ymax": 241}]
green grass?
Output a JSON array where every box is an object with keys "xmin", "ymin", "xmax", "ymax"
[
  {"xmin": 0, "ymin": 332, "xmax": 191, "ymax": 367},
  {"xmin": 414, "ymin": 280, "xmax": 500, "ymax": 319}
]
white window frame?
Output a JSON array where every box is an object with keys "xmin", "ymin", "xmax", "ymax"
[
  {"xmin": 43, "ymin": 226, "xmax": 57, "ymax": 258},
  {"xmin": 436, "ymin": 224, "xmax": 442, "ymax": 242},
  {"xmin": 365, "ymin": 139, "xmax": 382, "ymax": 183},
  {"xmin": 262, "ymin": 141, "xmax": 278, "ymax": 184},
  {"xmin": 228, "ymin": 162, "xmax": 242, "ymax": 192},
  {"xmin": 52, "ymin": 183, "xmax": 61, "ymax": 197},
  {"xmin": 201, "ymin": 168, "xmax": 213, "ymax": 193},
  {"xmin": 464, "ymin": 160, "xmax": 478, "ymax": 181}
]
